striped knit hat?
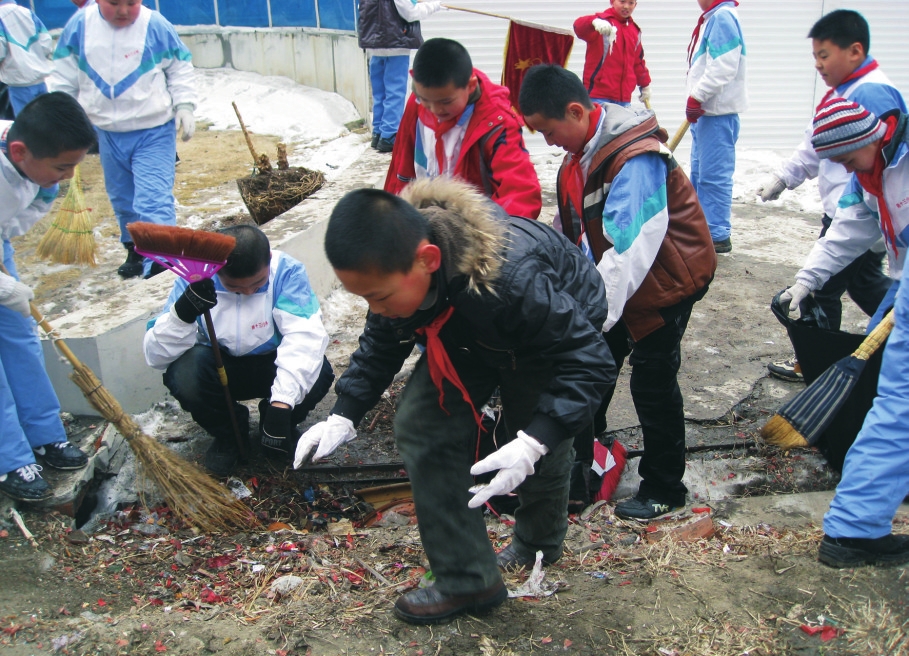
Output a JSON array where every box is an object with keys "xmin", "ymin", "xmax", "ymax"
[{"xmin": 811, "ymin": 98, "xmax": 887, "ymax": 159}]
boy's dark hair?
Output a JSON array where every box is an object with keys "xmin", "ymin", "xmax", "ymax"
[
  {"xmin": 412, "ymin": 38, "xmax": 473, "ymax": 89},
  {"xmin": 7, "ymin": 92, "xmax": 96, "ymax": 158},
  {"xmin": 808, "ymin": 9, "xmax": 870, "ymax": 54},
  {"xmin": 519, "ymin": 65, "xmax": 594, "ymax": 119},
  {"xmin": 326, "ymin": 189, "xmax": 429, "ymax": 274},
  {"xmin": 220, "ymin": 224, "xmax": 271, "ymax": 278}
]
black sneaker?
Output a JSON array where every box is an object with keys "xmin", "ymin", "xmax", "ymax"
[
  {"xmin": 370, "ymin": 132, "xmax": 380, "ymax": 149},
  {"xmin": 713, "ymin": 237, "xmax": 732, "ymax": 254},
  {"xmin": 34, "ymin": 441, "xmax": 88, "ymax": 470},
  {"xmin": 376, "ymin": 135, "xmax": 395, "ymax": 153},
  {"xmin": 117, "ymin": 242, "xmax": 145, "ymax": 279},
  {"xmin": 204, "ymin": 439, "xmax": 238, "ymax": 477},
  {"xmin": 614, "ymin": 495, "xmax": 683, "ymax": 520},
  {"xmin": 0, "ymin": 464, "xmax": 52, "ymax": 501},
  {"xmin": 495, "ymin": 543, "xmax": 561, "ymax": 571},
  {"xmin": 818, "ymin": 534, "xmax": 909, "ymax": 568},
  {"xmin": 767, "ymin": 357, "xmax": 803, "ymax": 382}
]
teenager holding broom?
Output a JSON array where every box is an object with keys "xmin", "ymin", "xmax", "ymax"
[
  {"xmin": 0, "ymin": 92, "xmax": 96, "ymax": 501},
  {"xmin": 143, "ymin": 225, "xmax": 334, "ymax": 477}
]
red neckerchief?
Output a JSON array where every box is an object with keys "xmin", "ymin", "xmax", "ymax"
[
  {"xmin": 687, "ymin": 1, "xmax": 738, "ymax": 65},
  {"xmin": 856, "ymin": 115, "xmax": 900, "ymax": 253},
  {"xmin": 415, "ymin": 305, "xmax": 483, "ymax": 428},
  {"xmin": 417, "ymin": 103, "xmax": 464, "ymax": 175},
  {"xmin": 559, "ymin": 104, "xmax": 602, "ymax": 241},
  {"xmin": 817, "ymin": 59, "xmax": 880, "ymax": 110}
]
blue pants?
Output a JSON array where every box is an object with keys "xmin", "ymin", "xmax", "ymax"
[
  {"xmin": 97, "ymin": 121, "xmax": 177, "ymax": 256},
  {"xmin": 690, "ymin": 114, "xmax": 739, "ymax": 242},
  {"xmin": 0, "ymin": 241, "xmax": 66, "ymax": 474},
  {"xmin": 824, "ymin": 258, "xmax": 909, "ymax": 539},
  {"xmin": 369, "ymin": 54, "xmax": 410, "ymax": 140},
  {"xmin": 8, "ymin": 82, "xmax": 46, "ymax": 116}
]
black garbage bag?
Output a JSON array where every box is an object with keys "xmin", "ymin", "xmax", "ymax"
[{"xmin": 770, "ymin": 290, "xmax": 885, "ymax": 471}]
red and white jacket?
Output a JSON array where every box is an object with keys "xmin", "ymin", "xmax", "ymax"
[{"xmin": 574, "ymin": 7, "xmax": 651, "ymax": 104}]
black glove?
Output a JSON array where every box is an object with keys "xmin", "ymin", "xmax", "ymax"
[
  {"xmin": 261, "ymin": 404, "xmax": 294, "ymax": 456},
  {"xmin": 173, "ymin": 278, "xmax": 217, "ymax": 324}
]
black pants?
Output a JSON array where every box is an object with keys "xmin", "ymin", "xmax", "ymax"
[
  {"xmin": 813, "ymin": 214, "xmax": 891, "ymax": 329},
  {"xmin": 163, "ymin": 344, "xmax": 334, "ymax": 443},
  {"xmin": 591, "ymin": 300, "xmax": 695, "ymax": 506}
]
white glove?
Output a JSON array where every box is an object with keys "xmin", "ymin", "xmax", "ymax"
[
  {"xmin": 293, "ymin": 415, "xmax": 356, "ymax": 468},
  {"xmin": 592, "ymin": 18, "xmax": 615, "ymax": 37},
  {"xmin": 0, "ymin": 273, "xmax": 33, "ymax": 317},
  {"xmin": 780, "ymin": 282, "xmax": 811, "ymax": 319},
  {"xmin": 174, "ymin": 104, "xmax": 195, "ymax": 142},
  {"xmin": 757, "ymin": 174, "xmax": 787, "ymax": 202},
  {"xmin": 427, "ymin": 1, "xmax": 445, "ymax": 10},
  {"xmin": 467, "ymin": 431, "xmax": 549, "ymax": 509},
  {"xmin": 639, "ymin": 86, "xmax": 652, "ymax": 104}
]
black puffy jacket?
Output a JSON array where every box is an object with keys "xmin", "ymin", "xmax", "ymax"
[{"xmin": 357, "ymin": 0, "xmax": 423, "ymax": 50}]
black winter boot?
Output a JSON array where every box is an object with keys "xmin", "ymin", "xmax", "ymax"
[{"xmin": 117, "ymin": 241, "xmax": 145, "ymax": 279}]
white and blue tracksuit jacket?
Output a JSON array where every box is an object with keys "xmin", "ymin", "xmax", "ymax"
[
  {"xmin": 0, "ymin": 122, "xmax": 57, "ymax": 242},
  {"xmin": 0, "ymin": 0, "xmax": 51, "ymax": 87},
  {"xmin": 144, "ymin": 251, "xmax": 330, "ymax": 409},
  {"xmin": 50, "ymin": 5, "xmax": 196, "ymax": 132},
  {"xmin": 777, "ymin": 58, "xmax": 906, "ymax": 219},
  {"xmin": 796, "ymin": 117, "xmax": 909, "ymax": 293},
  {"xmin": 686, "ymin": 1, "xmax": 747, "ymax": 116}
]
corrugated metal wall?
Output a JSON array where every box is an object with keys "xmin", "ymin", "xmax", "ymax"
[{"xmin": 420, "ymin": 1, "xmax": 909, "ymax": 155}]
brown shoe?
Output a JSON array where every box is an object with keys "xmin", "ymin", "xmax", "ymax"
[{"xmin": 393, "ymin": 580, "xmax": 507, "ymax": 624}]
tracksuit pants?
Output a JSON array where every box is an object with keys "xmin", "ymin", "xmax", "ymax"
[
  {"xmin": 690, "ymin": 114, "xmax": 739, "ymax": 242},
  {"xmin": 369, "ymin": 54, "xmax": 410, "ymax": 141},
  {"xmin": 0, "ymin": 240, "xmax": 67, "ymax": 474},
  {"xmin": 394, "ymin": 343, "xmax": 576, "ymax": 596},
  {"xmin": 97, "ymin": 121, "xmax": 177, "ymax": 275},
  {"xmin": 824, "ymin": 255, "xmax": 909, "ymax": 539},
  {"xmin": 8, "ymin": 81, "xmax": 46, "ymax": 116}
]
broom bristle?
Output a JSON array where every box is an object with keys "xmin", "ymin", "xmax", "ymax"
[
  {"xmin": 128, "ymin": 223, "xmax": 237, "ymax": 264},
  {"xmin": 760, "ymin": 414, "xmax": 810, "ymax": 449},
  {"xmin": 36, "ymin": 166, "xmax": 97, "ymax": 266}
]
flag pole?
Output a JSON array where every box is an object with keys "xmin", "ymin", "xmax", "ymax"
[
  {"xmin": 442, "ymin": 4, "xmax": 511, "ymax": 21},
  {"xmin": 442, "ymin": 4, "xmax": 574, "ymax": 35}
]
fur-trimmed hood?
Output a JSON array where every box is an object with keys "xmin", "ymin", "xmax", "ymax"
[{"xmin": 400, "ymin": 177, "xmax": 505, "ymax": 295}]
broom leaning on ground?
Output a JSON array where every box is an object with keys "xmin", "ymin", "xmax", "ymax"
[
  {"xmin": 761, "ymin": 310, "xmax": 895, "ymax": 450},
  {"xmin": 0, "ymin": 263, "xmax": 253, "ymax": 532},
  {"xmin": 35, "ymin": 165, "xmax": 96, "ymax": 266}
]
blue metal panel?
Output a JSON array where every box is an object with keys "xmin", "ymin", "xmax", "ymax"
[
  {"xmin": 271, "ymin": 0, "xmax": 317, "ymax": 28},
  {"xmin": 317, "ymin": 0, "xmax": 355, "ymax": 31},
  {"xmin": 217, "ymin": 0, "xmax": 268, "ymax": 27},
  {"xmin": 28, "ymin": 0, "xmax": 79, "ymax": 30},
  {"xmin": 158, "ymin": 0, "xmax": 216, "ymax": 26}
]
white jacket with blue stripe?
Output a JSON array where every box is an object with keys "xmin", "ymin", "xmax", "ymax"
[
  {"xmin": 0, "ymin": 0, "xmax": 52, "ymax": 87},
  {"xmin": 0, "ymin": 122, "xmax": 57, "ymax": 240},
  {"xmin": 144, "ymin": 251, "xmax": 330, "ymax": 408},
  {"xmin": 50, "ymin": 5, "xmax": 196, "ymax": 132},
  {"xmin": 686, "ymin": 1, "xmax": 747, "ymax": 116}
]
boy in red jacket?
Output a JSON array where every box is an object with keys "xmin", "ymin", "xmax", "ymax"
[
  {"xmin": 384, "ymin": 37, "xmax": 542, "ymax": 220},
  {"xmin": 574, "ymin": 0, "xmax": 652, "ymax": 107}
]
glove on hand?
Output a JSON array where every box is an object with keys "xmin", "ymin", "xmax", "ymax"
[
  {"xmin": 757, "ymin": 174, "xmax": 787, "ymax": 202},
  {"xmin": 639, "ymin": 86, "xmax": 652, "ymax": 104},
  {"xmin": 686, "ymin": 97, "xmax": 705, "ymax": 123},
  {"xmin": 592, "ymin": 18, "xmax": 617, "ymax": 52},
  {"xmin": 0, "ymin": 274, "xmax": 33, "ymax": 317},
  {"xmin": 174, "ymin": 104, "xmax": 195, "ymax": 142},
  {"xmin": 261, "ymin": 404, "xmax": 295, "ymax": 455},
  {"xmin": 293, "ymin": 415, "xmax": 356, "ymax": 468},
  {"xmin": 780, "ymin": 282, "xmax": 811, "ymax": 319},
  {"xmin": 467, "ymin": 431, "xmax": 549, "ymax": 509},
  {"xmin": 173, "ymin": 278, "xmax": 216, "ymax": 324}
]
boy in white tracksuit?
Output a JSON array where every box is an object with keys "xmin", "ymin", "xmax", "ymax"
[
  {"xmin": 685, "ymin": 0, "xmax": 747, "ymax": 252},
  {"xmin": 0, "ymin": 0, "xmax": 52, "ymax": 115},
  {"xmin": 51, "ymin": 0, "xmax": 196, "ymax": 279},
  {"xmin": 144, "ymin": 225, "xmax": 334, "ymax": 476}
]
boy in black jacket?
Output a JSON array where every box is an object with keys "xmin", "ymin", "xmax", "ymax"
[{"xmin": 296, "ymin": 177, "xmax": 615, "ymax": 624}]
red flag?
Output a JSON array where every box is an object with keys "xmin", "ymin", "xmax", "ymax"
[{"xmin": 501, "ymin": 19, "xmax": 574, "ymax": 115}]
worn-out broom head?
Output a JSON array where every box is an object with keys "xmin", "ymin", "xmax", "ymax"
[
  {"xmin": 36, "ymin": 165, "xmax": 96, "ymax": 266},
  {"xmin": 760, "ymin": 414, "xmax": 810, "ymax": 450},
  {"xmin": 127, "ymin": 223, "xmax": 237, "ymax": 281}
]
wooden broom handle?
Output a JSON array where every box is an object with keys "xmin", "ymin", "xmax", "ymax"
[
  {"xmin": 668, "ymin": 121, "xmax": 691, "ymax": 153},
  {"xmin": 855, "ymin": 309, "xmax": 895, "ymax": 361},
  {"xmin": 202, "ymin": 309, "xmax": 249, "ymax": 458},
  {"xmin": 231, "ymin": 101, "xmax": 259, "ymax": 167}
]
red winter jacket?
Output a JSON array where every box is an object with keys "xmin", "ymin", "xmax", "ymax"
[
  {"xmin": 574, "ymin": 8, "xmax": 651, "ymax": 104},
  {"xmin": 384, "ymin": 69, "xmax": 542, "ymax": 220}
]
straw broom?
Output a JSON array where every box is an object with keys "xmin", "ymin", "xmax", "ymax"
[
  {"xmin": 0, "ymin": 264, "xmax": 254, "ymax": 532},
  {"xmin": 761, "ymin": 310, "xmax": 894, "ymax": 450},
  {"xmin": 127, "ymin": 223, "xmax": 249, "ymax": 459},
  {"xmin": 36, "ymin": 165, "xmax": 97, "ymax": 266}
]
